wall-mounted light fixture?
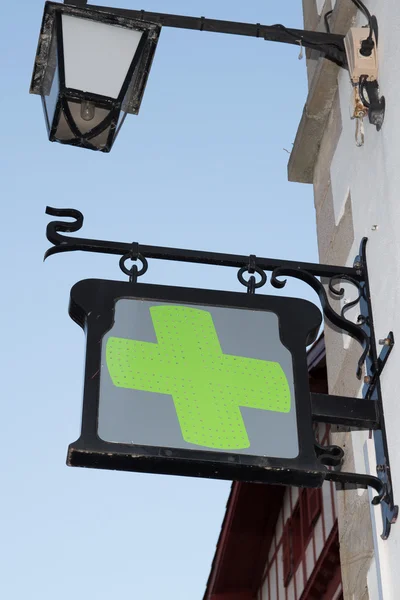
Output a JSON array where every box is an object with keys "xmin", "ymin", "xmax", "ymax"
[
  {"xmin": 30, "ymin": 2, "xmax": 160, "ymax": 152},
  {"xmin": 30, "ymin": 0, "xmax": 384, "ymax": 152}
]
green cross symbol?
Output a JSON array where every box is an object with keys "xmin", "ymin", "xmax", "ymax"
[{"xmin": 106, "ymin": 305, "xmax": 291, "ymax": 450}]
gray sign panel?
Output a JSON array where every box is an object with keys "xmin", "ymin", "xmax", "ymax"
[{"xmin": 98, "ymin": 299, "xmax": 298, "ymax": 459}]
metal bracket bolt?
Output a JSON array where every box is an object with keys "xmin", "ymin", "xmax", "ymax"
[{"xmin": 379, "ymin": 337, "xmax": 394, "ymax": 347}]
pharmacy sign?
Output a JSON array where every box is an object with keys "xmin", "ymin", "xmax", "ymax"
[
  {"xmin": 68, "ymin": 279, "xmax": 324, "ymax": 487},
  {"xmin": 45, "ymin": 207, "xmax": 398, "ymax": 536}
]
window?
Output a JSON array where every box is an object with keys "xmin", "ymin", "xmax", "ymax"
[
  {"xmin": 303, "ymin": 488, "xmax": 322, "ymax": 539},
  {"xmin": 283, "ymin": 505, "xmax": 302, "ymax": 586},
  {"xmin": 283, "ymin": 488, "xmax": 323, "ymax": 586},
  {"xmin": 291, "ymin": 504, "xmax": 302, "ymax": 568},
  {"xmin": 283, "ymin": 525, "xmax": 292, "ymax": 586}
]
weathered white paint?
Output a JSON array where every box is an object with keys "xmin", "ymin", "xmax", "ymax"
[
  {"xmin": 288, "ymin": 581, "xmax": 295, "ymax": 600},
  {"xmin": 295, "ymin": 563, "xmax": 304, "ymax": 598},
  {"xmin": 269, "ymin": 558, "xmax": 277, "ymax": 598},
  {"xmin": 306, "ymin": 537, "xmax": 314, "ymax": 579},
  {"xmin": 322, "ymin": 478, "xmax": 335, "ymax": 533},
  {"xmin": 314, "ymin": 516, "xmax": 324, "ymax": 558},
  {"xmin": 292, "ymin": 485, "xmax": 299, "ymax": 505},
  {"xmin": 277, "ymin": 547, "xmax": 285, "ymax": 599},
  {"xmin": 365, "ymin": 438, "xmax": 387, "ymax": 599},
  {"xmin": 333, "ymin": 587, "xmax": 343, "ymax": 600},
  {"xmin": 323, "ymin": 1, "xmax": 400, "ymax": 598}
]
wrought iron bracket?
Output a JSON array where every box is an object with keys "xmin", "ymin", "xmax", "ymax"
[
  {"xmin": 45, "ymin": 208, "xmax": 397, "ymax": 537},
  {"xmin": 63, "ymin": 0, "xmax": 348, "ymax": 68},
  {"xmin": 61, "ymin": 1, "xmax": 385, "ymax": 131},
  {"xmin": 64, "ymin": 0, "xmax": 385, "ymax": 131},
  {"xmin": 365, "ymin": 331, "xmax": 394, "ymax": 400},
  {"xmin": 358, "ymin": 239, "xmax": 398, "ymax": 539}
]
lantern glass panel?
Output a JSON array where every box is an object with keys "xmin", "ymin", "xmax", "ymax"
[
  {"xmin": 54, "ymin": 102, "xmax": 114, "ymax": 149},
  {"xmin": 44, "ymin": 66, "xmax": 60, "ymax": 129},
  {"xmin": 52, "ymin": 109, "xmax": 71, "ymax": 141},
  {"xmin": 115, "ymin": 70, "xmax": 141, "ymax": 138},
  {"xmin": 114, "ymin": 94, "xmax": 130, "ymax": 139},
  {"xmin": 41, "ymin": 23, "xmax": 59, "ymax": 130},
  {"xmin": 89, "ymin": 127, "xmax": 114, "ymax": 150},
  {"xmin": 61, "ymin": 15, "xmax": 144, "ymax": 98}
]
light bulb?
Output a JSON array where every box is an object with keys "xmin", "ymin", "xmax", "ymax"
[{"xmin": 80, "ymin": 100, "xmax": 95, "ymax": 122}]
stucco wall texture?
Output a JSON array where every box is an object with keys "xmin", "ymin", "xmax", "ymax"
[{"xmin": 294, "ymin": 1, "xmax": 400, "ymax": 599}]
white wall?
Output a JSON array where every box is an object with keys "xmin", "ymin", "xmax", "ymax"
[{"xmin": 328, "ymin": 1, "xmax": 400, "ymax": 598}]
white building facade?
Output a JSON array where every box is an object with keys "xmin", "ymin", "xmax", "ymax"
[{"xmin": 289, "ymin": 1, "xmax": 400, "ymax": 598}]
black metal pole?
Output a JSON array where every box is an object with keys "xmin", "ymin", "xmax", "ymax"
[
  {"xmin": 44, "ymin": 207, "xmax": 360, "ymax": 280},
  {"xmin": 63, "ymin": 1, "xmax": 347, "ymax": 67},
  {"xmin": 65, "ymin": 0, "xmax": 88, "ymax": 5}
]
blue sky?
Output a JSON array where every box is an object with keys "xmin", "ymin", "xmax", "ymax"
[{"xmin": 1, "ymin": 1, "xmax": 318, "ymax": 598}]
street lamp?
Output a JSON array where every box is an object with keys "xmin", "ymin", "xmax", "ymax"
[
  {"xmin": 30, "ymin": 2, "xmax": 160, "ymax": 152},
  {"xmin": 30, "ymin": 1, "xmax": 384, "ymax": 152}
]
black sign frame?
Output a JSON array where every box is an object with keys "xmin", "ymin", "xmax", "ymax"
[{"xmin": 69, "ymin": 279, "xmax": 327, "ymax": 487}]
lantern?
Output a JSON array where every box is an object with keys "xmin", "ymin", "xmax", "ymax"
[{"xmin": 30, "ymin": 2, "xmax": 160, "ymax": 152}]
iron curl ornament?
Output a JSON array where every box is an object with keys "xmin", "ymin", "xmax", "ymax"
[
  {"xmin": 44, "ymin": 207, "xmax": 397, "ymax": 539},
  {"xmin": 270, "ymin": 266, "xmax": 369, "ymax": 379}
]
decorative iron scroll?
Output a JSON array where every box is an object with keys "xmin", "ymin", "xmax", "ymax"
[
  {"xmin": 44, "ymin": 206, "xmax": 397, "ymax": 538},
  {"xmin": 270, "ymin": 267, "xmax": 369, "ymax": 379}
]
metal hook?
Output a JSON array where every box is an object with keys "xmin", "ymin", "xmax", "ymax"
[
  {"xmin": 237, "ymin": 255, "xmax": 267, "ymax": 294},
  {"xmin": 296, "ymin": 39, "xmax": 304, "ymax": 60},
  {"xmin": 352, "ymin": 85, "xmax": 367, "ymax": 147},
  {"xmin": 119, "ymin": 244, "xmax": 148, "ymax": 283},
  {"xmin": 356, "ymin": 116, "xmax": 365, "ymax": 147}
]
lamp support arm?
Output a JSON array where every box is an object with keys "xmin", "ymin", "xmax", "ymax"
[{"xmin": 64, "ymin": 0, "xmax": 347, "ymax": 68}]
